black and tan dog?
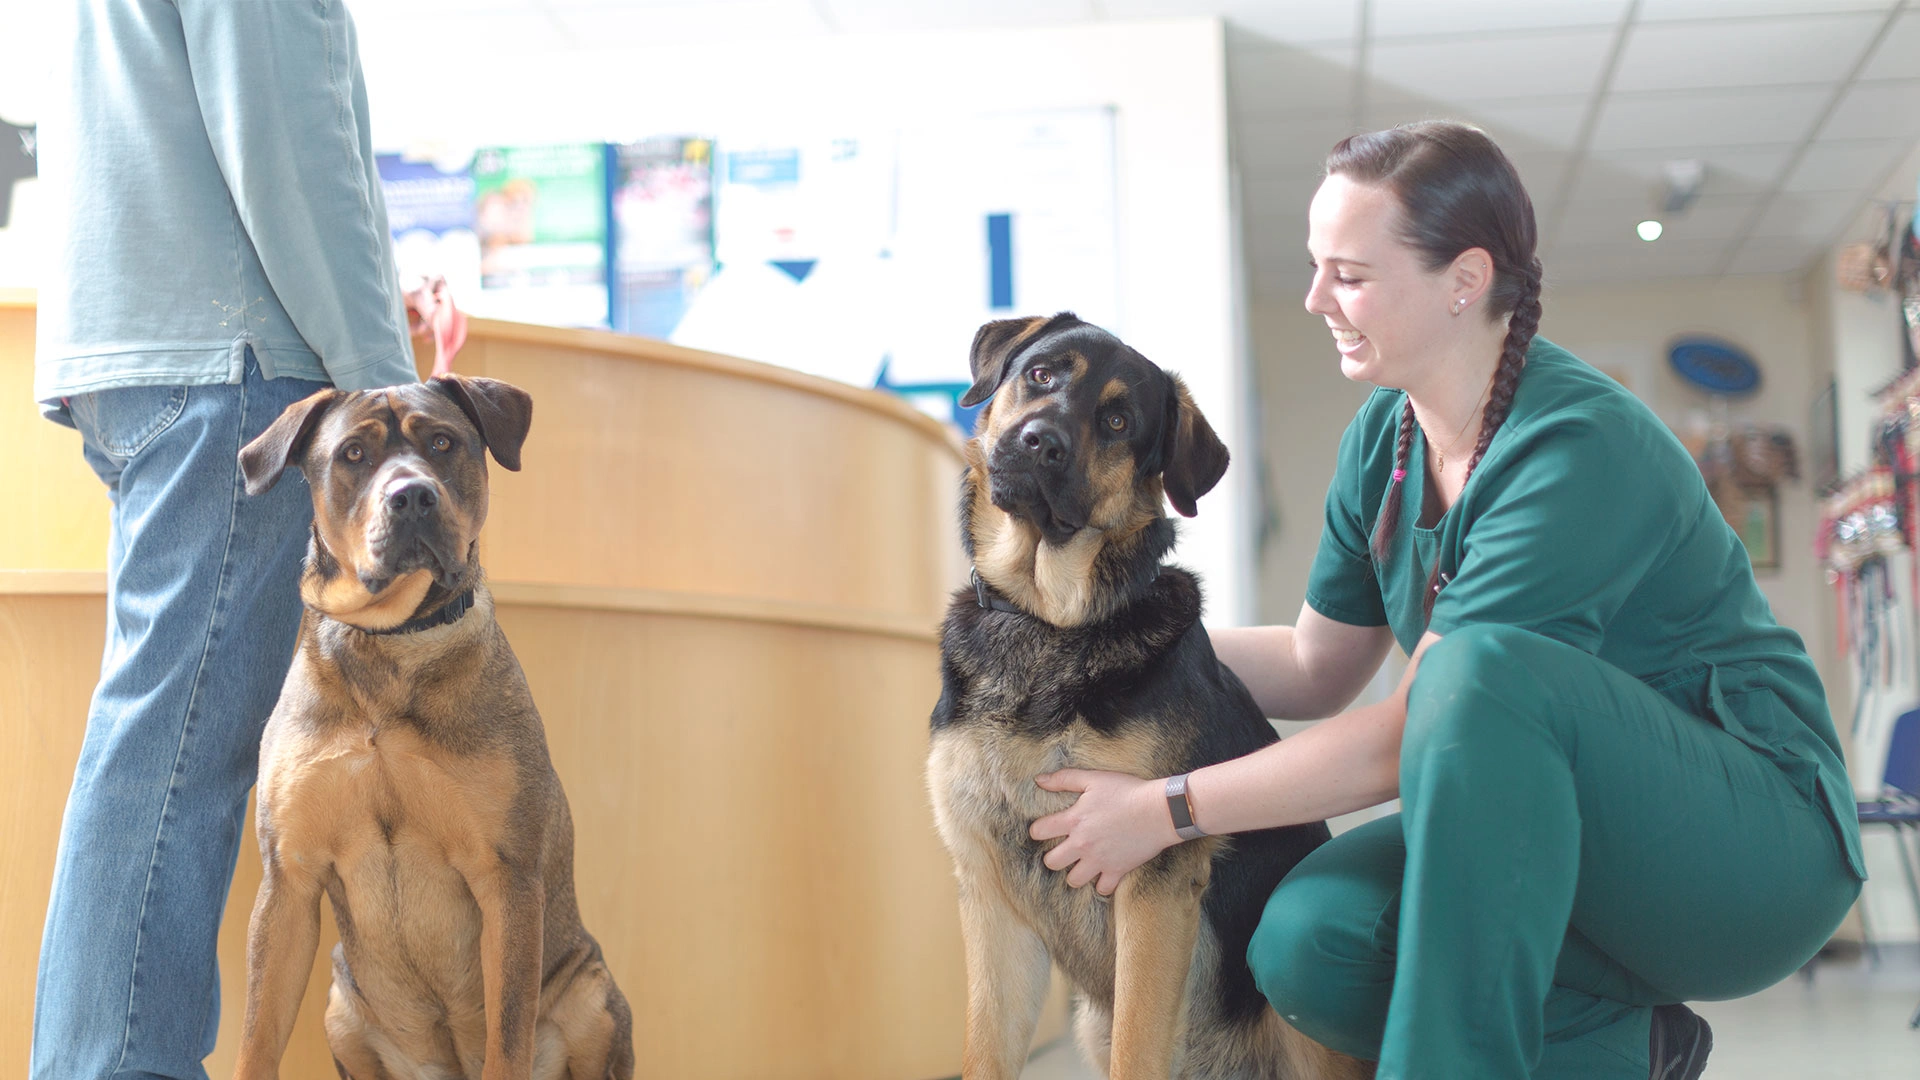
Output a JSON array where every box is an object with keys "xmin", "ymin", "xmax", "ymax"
[
  {"xmin": 231, "ymin": 375, "xmax": 632, "ymax": 1080},
  {"xmin": 928, "ymin": 314, "xmax": 1370, "ymax": 1080}
]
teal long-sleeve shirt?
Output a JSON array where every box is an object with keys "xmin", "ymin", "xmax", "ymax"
[{"xmin": 34, "ymin": 0, "xmax": 417, "ymax": 423}]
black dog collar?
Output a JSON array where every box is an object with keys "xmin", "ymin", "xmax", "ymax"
[
  {"xmin": 971, "ymin": 567, "xmax": 1026, "ymax": 615},
  {"xmin": 365, "ymin": 588, "xmax": 477, "ymax": 636}
]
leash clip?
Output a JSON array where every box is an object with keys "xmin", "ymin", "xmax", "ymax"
[{"xmin": 972, "ymin": 566, "xmax": 991, "ymax": 610}]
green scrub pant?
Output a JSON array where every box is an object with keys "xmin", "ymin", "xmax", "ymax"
[{"xmin": 1246, "ymin": 624, "xmax": 1859, "ymax": 1079}]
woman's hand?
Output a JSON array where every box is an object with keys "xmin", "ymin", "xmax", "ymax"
[{"xmin": 1029, "ymin": 769, "xmax": 1181, "ymax": 896}]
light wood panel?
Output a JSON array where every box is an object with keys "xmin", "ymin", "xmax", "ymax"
[
  {"xmin": 0, "ymin": 294, "xmax": 109, "ymax": 571},
  {"xmin": 0, "ymin": 594, "xmax": 102, "ymax": 1073},
  {"xmin": 0, "ymin": 311, "xmax": 1070, "ymax": 1079}
]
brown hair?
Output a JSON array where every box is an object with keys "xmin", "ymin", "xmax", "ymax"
[{"xmin": 1326, "ymin": 121, "xmax": 1543, "ymax": 617}]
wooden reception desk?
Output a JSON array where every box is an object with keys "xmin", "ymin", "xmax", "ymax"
[{"xmin": 0, "ymin": 293, "xmax": 1066, "ymax": 1078}]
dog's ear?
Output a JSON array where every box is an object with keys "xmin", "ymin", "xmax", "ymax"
[
  {"xmin": 960, "ymin": 314, "xmax": 1066, "ymax": 408},
  {"xmin": 239, "ymin": 388, "xmax": 342, "ymax": 496},
  {"xmin": 431, "ymin": 374, "xmax": 533, "ymax": 471},
  {"xmin": 1160, "ymin": 374, "xmax": 1229, "ymax": 518}
]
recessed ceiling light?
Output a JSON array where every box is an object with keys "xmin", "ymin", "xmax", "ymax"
[{"xmin": 1637, "ymin": 220, "xmax": 1664, "ymax": 242}]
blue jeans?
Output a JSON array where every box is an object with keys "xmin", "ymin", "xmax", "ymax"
[{"xmin": 33, "ymin": 353, "xmax": 326, "ymax": 1080}]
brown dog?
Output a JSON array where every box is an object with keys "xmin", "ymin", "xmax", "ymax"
[{"xmin": 232, "ymin": 375, "xmax": 632, "ymax": 1080}]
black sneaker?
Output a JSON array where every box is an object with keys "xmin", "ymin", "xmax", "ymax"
[{"xmin": 1648, "ymin": 1003, "xmax": 1712, "ymax": 1080}]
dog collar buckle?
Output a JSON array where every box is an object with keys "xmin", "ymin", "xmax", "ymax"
[{"xmin": 971, "ymin": 566, "xmax": 1024, "ymax": 616}]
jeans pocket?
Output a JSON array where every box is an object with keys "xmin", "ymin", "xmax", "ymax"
[{"xmin": 70, "ymin": 384, "xmax": 189, "ymax": 459}]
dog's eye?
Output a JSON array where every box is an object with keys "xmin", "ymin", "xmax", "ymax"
[
  {"xmin": 1106, "ymin": 414, "xmax": 1127, "ymax": 432},
  {"xmin": 431, "ymin": 434, "xmax": 452, "ymax": 453},
  {"xmin": 1030, "ymin": 367, "xmax": 1053, "ymax": 386},
  {"xmin": 343, "ymin": 444, "xmax": 364, "ymax": 464}
]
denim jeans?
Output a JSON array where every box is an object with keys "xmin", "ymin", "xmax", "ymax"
[{"xmin": 33, "ymin": 352, "xmax": 326, "ymax": 1080}]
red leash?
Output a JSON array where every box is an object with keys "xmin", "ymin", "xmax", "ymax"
[{"xmin": 404, "ymin": 276, "xmax": 467, "ymax": 376}]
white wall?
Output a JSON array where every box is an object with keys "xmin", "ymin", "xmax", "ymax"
[
  {"xmin": 1543, "ymin": 275, "xmax": 1833, "ymax": 696},
  {"xmin": 1247, "ymin": 294, "xmax": 1376, "ymax": 628}
]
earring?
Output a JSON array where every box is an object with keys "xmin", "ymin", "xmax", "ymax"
[{"xmin": 1453, "ymin": 297, "xmax": 1467, "ymax": 315}]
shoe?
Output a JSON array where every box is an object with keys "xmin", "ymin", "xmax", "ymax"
[{"xmin": 1648, "ymin": 1003, "xmax": 1712, "ymax": 1080}]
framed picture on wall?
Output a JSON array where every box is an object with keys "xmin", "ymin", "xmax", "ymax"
[{"xmin": 1732, "ymin": 485, "xmax": 1780, "ymax": 570}]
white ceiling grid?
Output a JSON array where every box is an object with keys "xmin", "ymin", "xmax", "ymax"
[{"xmin": 348, "ymin": 0, "xmax": 1920, "ymax": 296}]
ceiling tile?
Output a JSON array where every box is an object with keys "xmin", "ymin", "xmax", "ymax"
[
  {"xmin": 366, "ymin": 0, "xmax": 535, "ymax": 12},
  {"xmin": 1574, "ymin": 146, "xmax": 1796, "ymax": 202},
  {"xmin": 1557, "ymin": 194, "xmax": 1763, "ymax": 246},
  {"xmin": 1782, "ymin": 139, "xmax": 1911, "ymax": 192},
  {"xmin": 1589, "ymin": 87, "xmax": 1828, "ymax": 150},
  {"xmin": 1109, "ymin": 0, "xmax": 1362, "ymax": 45},
  {"xmin": 1505, "ymin": 150, "xmax": 1575, "ymax": 200},
  {"xmin": 1553, "ymin": 208, "xmax": 1670, "ymax": 247},
  {"xmin": 1463, "ymin": 99, "xmax": 1592, "ymax": 151},
  {"xmin": 1546, "ymin": 238, "xmax": 1732, "ymax": 284},
  {"xmin": 1235, "ymin": 117, "xmax": 1357, "ymax": 175},
  {"xmin": 1370, "ymin": 0, "xmax": 1629, "ymax": 39},
  {"xmin": 1367, "ymin": 29, "xmax": 1614, "ymax": 104},
  {"xmin": 1818, "ymin": 80, "xmax": 1920, "ymax": 142},
  {"xmin": 1861, "ymin": 11, "xmax": 1920, "ymax": 80},
  {"xmin": 1354, "ymin": 97, "xmax": 1588, "ymax": 155},
  {"xmin": 1229, "ymin": 44, "xmax": 1356, "ymax": 118},
  {"xmin": 1723, "ymin": 236, "xmax": 1823, "ymax": 276},
  {"xmin": 821, "ymin": 0, "xmax": 1092, "ymax": 31},
  {"xmin": 1611, "ymin": 14, "xmax": 1882, "ymax": 92},
  {"xmin": 1749, "ymin": 192, "xmax": 1868, "ymax": 241},
  {"xmin": 549, "ymin": 2, "xmax": 830, "ymax": 43},
  {"xmin": 356, "ymin": 11, "xmax": 570, "ymax": 59},
  {"xmin": 1639, "ymin": 0, "xmax": 1896, "ymax": 20}
]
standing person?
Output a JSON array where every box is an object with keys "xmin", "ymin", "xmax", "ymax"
[
  {"xmin": 31, "ymin": 3, "xmax": 417, "ymax": 1076},
  {"xmin": 1025, "ymin": 121, "xmax": 1862, "ymax": 1079}
]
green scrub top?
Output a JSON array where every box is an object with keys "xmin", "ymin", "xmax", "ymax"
[{"xmin": 1307, "ymin": 337, "xmax": 1866, "ymax": 880}]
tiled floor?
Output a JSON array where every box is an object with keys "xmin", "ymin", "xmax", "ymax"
[{"xmin": 1019, "ymin": 948, "xmax": 1920, "ymax": 1079}]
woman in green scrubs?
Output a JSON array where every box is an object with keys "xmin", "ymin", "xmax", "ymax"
[{"xmin": 1027, "ymin": 121, "xmax": 1862, "ymax": 1080}]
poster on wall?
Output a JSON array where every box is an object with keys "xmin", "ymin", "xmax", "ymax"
[
  {"xmin": 609, "ymin": 136, "xmax": 715, "ymax": 340},
  {"xmin": 671, "ymin": 134, "xmax": 898, "ymax": 385},
  {"xmin": 884, "ymin": 107, "xmax": 1121, "ymax": 423},
  {"xmin": 468, "ymin": 143, "xmax": 609, "ymax": 329},
  {"xmin": 375, "ymin": 152, "xmax": 481, "ymax": 309}
]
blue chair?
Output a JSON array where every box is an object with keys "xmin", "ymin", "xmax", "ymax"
[{"xmin": 1856, "ymin": 707, "xmax": 1920, "ymax": 1028}]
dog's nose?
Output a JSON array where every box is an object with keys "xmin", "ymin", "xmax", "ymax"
[
  {"xmin": 384, "ymin": 479, "xmax": 438, "ymax": 517},
  {"xmin": 1019, "ymin": 420, "xmax": 1070, "ymax": 469}
]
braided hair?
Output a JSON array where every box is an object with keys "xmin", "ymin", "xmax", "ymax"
[{"xmin": 1330, "ymin": 122, "xmax": 1545, "ymax": 619}]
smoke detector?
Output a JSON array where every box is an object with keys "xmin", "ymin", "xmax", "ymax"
[{"xmin": 1661, "ymin": 159, "xmax": 1707, "ymax": 215}]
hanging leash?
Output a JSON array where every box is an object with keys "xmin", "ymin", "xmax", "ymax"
[{"xmin": 404, "ymin": 275, "xmax": 468, "ymax": 376}]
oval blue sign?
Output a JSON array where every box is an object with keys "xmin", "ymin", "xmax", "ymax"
[{"xmin": 1669, "ymin": 336, "xmax": 1761, "ymax": 395}]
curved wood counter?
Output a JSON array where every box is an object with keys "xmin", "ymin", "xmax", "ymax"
[{"xmin": 0, "ymin": 297, "xmax": 1069, "ymax": 1078}]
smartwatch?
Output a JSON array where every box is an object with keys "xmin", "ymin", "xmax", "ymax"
[{"xmin": 1165, "ymin": 773, "xmax": 1207, "ymax": 841}]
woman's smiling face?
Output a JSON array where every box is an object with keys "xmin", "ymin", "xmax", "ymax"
[{"xmin": 1303, "ymin": 173, "xmax": 1460, "ymax": 391}]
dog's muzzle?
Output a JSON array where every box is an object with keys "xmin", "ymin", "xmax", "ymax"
[
  {"xmin": 363, "ymin": 477, "xmax": 464, "ymax": 592},
  {"xmin": 989, "ymin": 419, "xmax": 1091, "ymax": 544}
]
